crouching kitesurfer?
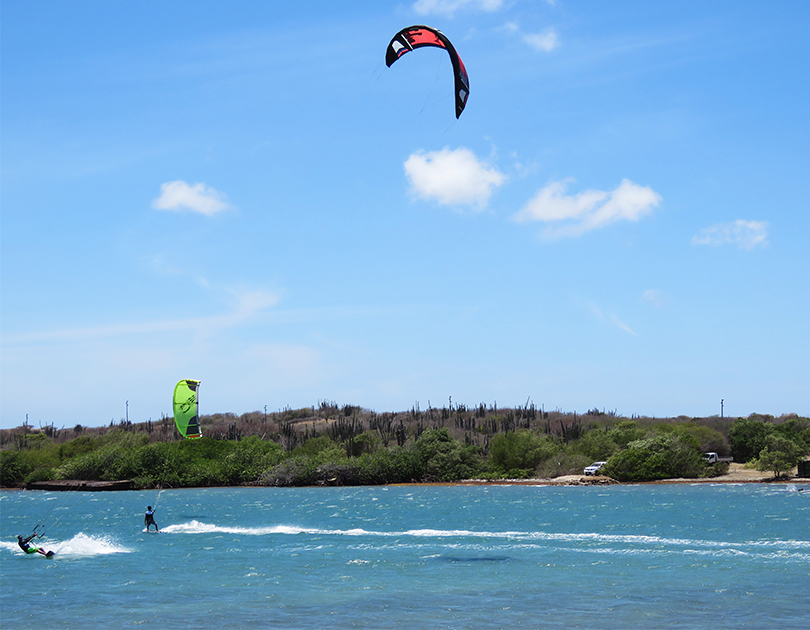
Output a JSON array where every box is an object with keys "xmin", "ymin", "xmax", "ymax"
[{"xmin": 17, "ymin": 534, "xmax": 52, "ymax": 557}]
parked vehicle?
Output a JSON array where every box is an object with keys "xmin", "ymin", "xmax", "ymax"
[
  {"xmin": 703, "ymin": 452, "xmax": 733, "ymax": 464},
  {"xmin": 584, "ymin": 461, "xmax": 607, "ymax": 475}
]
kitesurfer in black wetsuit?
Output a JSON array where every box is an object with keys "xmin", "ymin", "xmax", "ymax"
[
  {"xmin": 145, "ymin": 506, "xmax": 159, "ymax": 532},
  {"xmin": 17, "ymin": 534, "xmax": 48, "ymax": 556}
]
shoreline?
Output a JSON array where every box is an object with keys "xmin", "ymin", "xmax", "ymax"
[
  {"xmin": 455, "ymin": 462, "xmax": 801, "ymax": 486},
  {"xmin": 3, "ymin": 464, "xmax": 806, "ymax": 492}
]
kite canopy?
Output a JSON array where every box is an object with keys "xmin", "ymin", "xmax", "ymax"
[
  {"xmin": 173, "ymin": 379, "xmax": 201, "ymax": 439},
  {"xmin": 385, "ymin": 25, "xmax": 469, "ymax": 119}
]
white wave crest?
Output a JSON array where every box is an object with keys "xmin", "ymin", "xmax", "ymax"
[
  {"xmin": 152, "ymin": 521, "xmax": 810, "ymax": 559},
  {"xmin": 49, "ymin": 532, "xmax": 131, "ymax": 556},
  {"xmin": 1, "ymin": 533, "xmax": 130, "ymax": 558}
]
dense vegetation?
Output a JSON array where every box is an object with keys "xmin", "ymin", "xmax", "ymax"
[{"xmin": 1, "ymin": 402, "xmax": 808, "ymax": 488}]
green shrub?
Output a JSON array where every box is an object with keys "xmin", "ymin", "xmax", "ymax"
[
  {"xmin": 755, "ymin": 434, "xmax": 803, "ymax": 478},
  {"xmin": 24, "ymin": 467, "xmax": 55, "ymax": 484},
  {"xmin": 54, "ymin": 446, "xmax": 121, "ymax": 480},
  {"xmin": 261, "ymin": 457, "xmax": 318, "ymax": 486},
  {"xmin": 350, "ymin": 431, "xmax": 382, "ymax": 457},
  {"xmin": 56, "ymin": 435, "xmax": 101, "ymax": 461},
  {"xmin": 704, "ymin": 461, "xmax": 730, "ymax": 477},
  {"xmin": 568, "ymin": 429, "xmax": 618, "ymax": 462},
  {"xmin": 607, "ymin": 421, "xmax": 642, "ymax": 448},
  {"xmin": 315, "ymin": 461, "xmax": 362, "ymax": 485},
  {"xmin": 536, "ymin": 452, "xmax": 592, "ymax": 478},
  {"xmin": 775, "ymin": 417, "xmax": 810, "ymax": 454},
  {"xmin": 292, "ymin": 436, "xmax": 335, "ymax": 458},
  {"xmin": 414, "ymin": 428, "xmax": 481, "ymax": 482},
  {"xmin": 220, "ymin": 437, "xmax": 284, "ymax": 485},
  {"xmin": 356, "ymin": 447, "xmax": 422, "ymax": 484},
  {"xmin": 489, "ymin": 430, "xmax": 560, "ymax": 474},
  {"xmin": 670, "ymin": 423, "xmax": 728, "ymax": 454},
  {"xmin": 0, "ymin": 451, "xmax": 27, "ymax": 487},
  {"xmin": 729, "ymin": 417, "xmax": 774, "ymax": 462},
  {"xmin": 603, "ymin": 434, "xmax": 704, "ymax": 482}
]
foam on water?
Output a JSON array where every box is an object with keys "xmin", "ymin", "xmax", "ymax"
[
  {"xmin": 154, "ymin": 520, "xmax": 810, "ymax": 562},
  {"xmin": 51, "ymin": 532, "xmax": 131, "ymax": 556},
  {"xmin": 161, "ymin": 520, "xmax": 322, "ymax": 536},
  {"xmin": 1, "ymin": 532, "xmax": 130, "ymax": 558}
]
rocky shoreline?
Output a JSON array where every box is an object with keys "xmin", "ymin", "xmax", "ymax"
[{"xmin": 25, "ymin": 480, "xmax": 134, "ymax": 491}]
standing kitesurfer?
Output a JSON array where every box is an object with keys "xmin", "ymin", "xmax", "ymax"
[
  {"xmin": 17, "ymin": 534, "xmax": 49, "ymax": 556},
  {"xmin": 145, "ymin": 506, "xmax": 158, "ymax": 532}
]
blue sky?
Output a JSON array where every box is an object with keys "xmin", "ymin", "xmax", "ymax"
[{"xmin": 2, "ymin": 0, "xmax": 808, "ymax": 430}]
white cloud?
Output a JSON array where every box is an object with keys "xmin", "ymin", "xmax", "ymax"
[
  {"xmin": 581, "ymin": 298, "xmax": 637, "ymax": 335},
  {"xmin": 513, "ymin": 178, "xmax": 661, "ymax": 238},
  {"xmin": 643, "ymin": 289, "xmax": 666, "ymax": 307},
  {"xmin": 152, "ymin": 180, "xmax": 231, "ymax": 216},
  {"xmin": 240, "ymin": 343, "xmax": 321, "ymax": 382},
  {"xmin": 611, "ymin": 314, "xmax": 638, "ymax": 336},
  {"xmin": 523, "ymin": 30, "xmax": 560, "ymax": 52},
  {"xmin": 691, "ymin": 220, "xmax": 769, "ymax": 250},
  {"xmin": 404, "ymin": 147, "xmax": 506, "ymax": 210},
  {"xmin": 413, "ymin": 0, "xmax": 504, "ymax": 16},
  {"xmin": 3, "ymin": 286, "xmax": 280, "ymax": 344},
  {"xmin": 503, "ymin": 21, "xmax": 560, "ymax": 52},
  {"xmin": 228, "ymin": 288, "xmax": 281, "ymax": 319}
]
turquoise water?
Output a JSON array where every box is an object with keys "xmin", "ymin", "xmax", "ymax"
[{"xmin": 2, "ymin": 483, "xmax": 808, "ymax": 629}]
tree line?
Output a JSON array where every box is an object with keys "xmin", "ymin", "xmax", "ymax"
[{"xmin": 1, "ymin": 404, "xmax": 808, "ymax": 488}]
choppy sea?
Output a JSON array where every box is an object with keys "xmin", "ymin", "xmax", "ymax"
[{"xmin": 1, "ymin": 483, "xmax": 808, "ymax": 629}]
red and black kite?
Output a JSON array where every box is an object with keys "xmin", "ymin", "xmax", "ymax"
[{"xmin": 385, "ymin": 25, "xmax": 469, "ymax": 119}]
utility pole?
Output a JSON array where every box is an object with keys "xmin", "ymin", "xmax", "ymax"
[
  {"xmin": 721, "ymin": 399, "xmax": 724, "ymax": 419},
  {"xmin": 126, "ymin": 400, "xmax": 129, "ymax": 424}
]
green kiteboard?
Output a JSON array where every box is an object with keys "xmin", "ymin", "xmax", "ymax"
[{"xmin": 26, "ymin": 545, "xmax": 55, "ymax": 558}]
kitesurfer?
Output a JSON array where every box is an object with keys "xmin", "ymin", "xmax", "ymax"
[
  {"xmin": 145, "ymin": 506, "xmax": 159, "ymax": 532},
  {"xmin": 17, "ymin": 534, "xmax": 48, "ymax": 556}
]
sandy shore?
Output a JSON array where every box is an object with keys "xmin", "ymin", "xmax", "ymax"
[
  {"xmin": 458, "ymin": 463, "xmax": 806, "ymax": 486},
  {"xmin": 688, "ymin": 462, "xmax": 777, "ymax": 482}
]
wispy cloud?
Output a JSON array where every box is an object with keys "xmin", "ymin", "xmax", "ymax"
[
  {"xmin": 238, "ymin": 343, "xmax": 322, "ymax": 383},
  {"xmin": 152, "ymin": 180, "xmax": 231, "ymax": 216},
  {"xmin": 404, "ymin": 147, "xmax": 506, "ymax": 210},
  {"xmin": 504, "ymin": 21, "xmax": 560, "ymax": 52},
  {"xmin": 691, "ymin": 220, "xmax": 768, "ymax": 250},
  {"xmin": 148, "ymin": 255, "xmax": 211, "ymax": 289},
  {"xmin": 2, "ymin": 287, "xmax": 279, "ymax": 344},
  {"xmin": 413, "ymin": 0, "xmax": 505, "ymax": 16},
  {"xmin": 611, "ymin": 314, "xmax": 638, "ymax": 336},
  {"xmin": 582, "ymin": 300, "xmax": 637, "ymax": 335},
  {"xmin": 523, "ymin": 30, "xmax": 560, "ymax": 52},
  {"xmin": 643, "ymin": 289, "xmax": 666, "ymax": 307},
  {"xmin": 513, "ymin": 178, "xmax": 661, "ymax": 238}
]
